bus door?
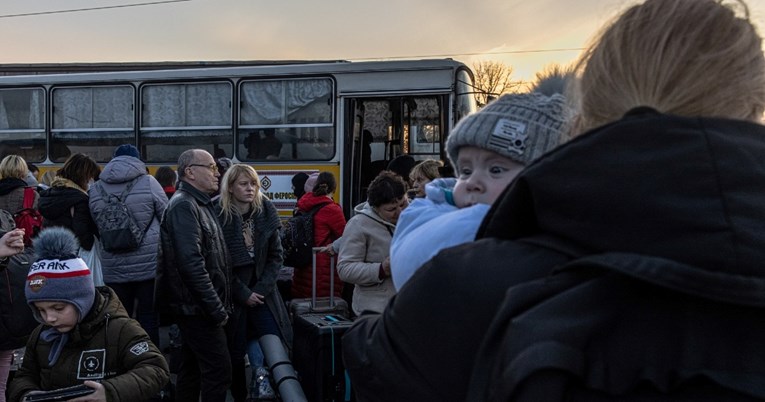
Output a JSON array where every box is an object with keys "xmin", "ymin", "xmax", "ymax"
[{"xmin": 343, "ymin": 95, "xmax": 447, "ymax": 215}]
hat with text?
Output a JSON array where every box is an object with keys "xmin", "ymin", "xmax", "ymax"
[
  {"xmin": 446, "ymin": 93, "xmax": 571, "ymax": 168},
  {"xmin": 25, "ymin": 227, "xmax": 95, "ymax": 323}
]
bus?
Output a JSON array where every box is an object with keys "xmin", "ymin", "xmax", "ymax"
[{"xmin": 0, "ymin": 59, "xmax": 476, "ymax": 217}]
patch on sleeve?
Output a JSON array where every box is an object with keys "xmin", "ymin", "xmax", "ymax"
[{"xmin": 130, "ymin": 341, "xmax": 150, "ymax": 356}]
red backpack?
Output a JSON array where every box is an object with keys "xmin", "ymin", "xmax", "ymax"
[{"xmin": 14, "ymin": 187, "xmax": 43, "ymax": 246}]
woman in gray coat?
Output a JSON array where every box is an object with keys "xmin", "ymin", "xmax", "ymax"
[{"xmin": 87, "ymin": 144, "xmax": 167, "ymax": 345}]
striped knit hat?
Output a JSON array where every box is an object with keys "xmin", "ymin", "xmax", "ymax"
[{"xmin": 26, "ymin": 227, "xmax": 95, "ymax": 323}]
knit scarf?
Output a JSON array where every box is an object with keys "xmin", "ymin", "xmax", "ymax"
[{"xmin": 40, "ymin": 327, "xmax": 70, "ymax": 366}]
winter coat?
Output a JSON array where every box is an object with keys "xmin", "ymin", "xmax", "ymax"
[
  {"xmin": 0, "ymin": 177, "xmax": 38, "ymax": 214},
  {"xmin": 290, "ymin": 192, "xmax": 346, "ymax": 299},
  {"xmin": 88, "ymin": 156, "xmax": 167, "ymax": 283},
  {"xmin": 343, "ymin": 110, "xmax": 765, "ymax": 401},
  {"xmin": 0, "ymin": 248, "xmax": 38, "ymax": 351},
  {"xmin": 8, "ymin": 287, "xmax": 169, "ymax": 402},
  {"xmin": 215, "ymin": 199, "xmax": 293, "ymax": 348},
  {"xmin": 337, "ymin": 202, "xmax": 395, "ymax": 316},
  {"xmin": 155, "ymin": 181, "xmax": 232, "ymax": 325},
  {"xmin": 390, "ymin": 195, "xmax": 490, "ymax": 290},
  {"xmin": 38, "ymin": 178, "xmax": 98, "ymax": 251}
]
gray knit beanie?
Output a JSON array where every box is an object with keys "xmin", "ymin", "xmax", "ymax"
[
  {"xmin": 26, "ymin": 227, "xmax": 95, "ymax": 323},
  {"xmin": 446, "ymin": 93, "xmax": 571, "ymax": 168}
]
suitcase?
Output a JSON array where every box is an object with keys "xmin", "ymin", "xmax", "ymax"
[
  {"xmin": 292, "ymin": 313, "xmax": 354, "ymax": 402},
  {"xmin": 290, "ymin": 248, "xmax": 349, "ymax": 320}
]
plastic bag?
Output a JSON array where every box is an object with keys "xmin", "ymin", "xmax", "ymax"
[{"xmin": 79, "ymin": 238, "xmax": 104, "ymax": 286}]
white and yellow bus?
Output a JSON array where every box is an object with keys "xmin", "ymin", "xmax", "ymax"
[{"xmin": 0, "ymin": 59, "xmax": 476, "ymax": 217}]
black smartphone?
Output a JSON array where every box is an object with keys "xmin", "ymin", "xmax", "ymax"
[{"xmin": 24, "ymin": 384, "xmax": 95, "ymax": 402}]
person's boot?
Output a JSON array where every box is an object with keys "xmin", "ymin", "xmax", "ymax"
[{"xmin": 255, "ymin": 366, "xmax": 276, "ymax": 400}]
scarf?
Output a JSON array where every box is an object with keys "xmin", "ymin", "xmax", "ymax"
[{"xmin": 40, "ymin": 327, "xmax": 70, "ymax": 366}]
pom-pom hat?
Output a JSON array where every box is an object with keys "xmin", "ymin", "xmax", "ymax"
[
  {"xmin": 26, "ymin": 227, "xmax": 95, "ymax": 323},
  {"xmin": 446, "ymin": 93, "xmax": 571, "ymax": 168}
]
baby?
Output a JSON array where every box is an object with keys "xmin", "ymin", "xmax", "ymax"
[{"xmin": 391, "ymin": 92, "xmax": 571, "ymax": 290}]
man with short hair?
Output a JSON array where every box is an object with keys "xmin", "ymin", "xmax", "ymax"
[{"xmin": 155, "ymin": 149, "xmax": 232, "ymax": 402}]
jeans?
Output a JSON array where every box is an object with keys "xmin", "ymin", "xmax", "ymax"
[
  {"xmin": 108, "ymin": 279, "xmax": 159, "ymax": 346},
  {"xmin": 227, "ymin": 302, "xmax": 281, "ymax": 401},
  {"xmin": 176, "ymin": 315, "xmax": 232, "ymax": 402}
]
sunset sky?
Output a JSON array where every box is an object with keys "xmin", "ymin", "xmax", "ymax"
[{"xmin": 1, "ymin": 0, "xmax": 764, "ymax": 83}]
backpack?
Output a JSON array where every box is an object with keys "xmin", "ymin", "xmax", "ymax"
[
  {"xmin": 13, "ymin": 187, "xmax": 43, "ymax": 246},
  {"xmin": 281, "ymin": 203, "xmax": 327, "ymax": 267},
  {"xmin": 93, "ymin": 177, "xmax": 147, "ymax": 253},
  {"xmin": 0, "ymin": 248, "xmax": 39, "ymax": 345}
]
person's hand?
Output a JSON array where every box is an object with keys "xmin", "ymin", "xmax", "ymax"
[
  {"xmin": 381, "ymin": 257, "xmax": 391, "ymax": 276},
  {"xmin": 318, "ymin": 245, "xmax": 335, "ymax": 256},
  {"xmin": 218, "ymin": 313, "xmax": 229, "ymax": 328},
  {"xmin": 0, "ymin": 229, "xmax": 25, "ymax": 258},
  {"xmin": 68, "ymin": 380, "xmax": 106, "ymax": 402},
  {"xmin": 246, "ymin": 292, "xmax": 265, "ymax": 307}
]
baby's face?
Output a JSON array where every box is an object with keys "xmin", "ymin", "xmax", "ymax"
[{"xmin": 453, "ymin": 146, "xmax": 524, "ymax": 207}]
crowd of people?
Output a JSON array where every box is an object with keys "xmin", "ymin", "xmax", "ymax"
[{"xmin": 0, "ymin": 0, "xmax": 763, "ymax": 401}]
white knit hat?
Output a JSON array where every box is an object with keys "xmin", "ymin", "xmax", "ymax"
[{"xmin": 446, "ymin": 93, "xmax": 571, "ymax": 168}]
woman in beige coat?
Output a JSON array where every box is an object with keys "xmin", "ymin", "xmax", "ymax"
[{"xmin": 338, "ymin": 171, "xmax": 409, "ymax": 316}]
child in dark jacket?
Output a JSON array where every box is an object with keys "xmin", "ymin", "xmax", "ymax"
[{"xmin": 9, "ymin": 227, "xmax": 168, "ymax": 402}]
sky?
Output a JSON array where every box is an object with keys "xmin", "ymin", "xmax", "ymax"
[{"xmin": 1, "ymin": 0, "xmax": 765, "ymax": 84}]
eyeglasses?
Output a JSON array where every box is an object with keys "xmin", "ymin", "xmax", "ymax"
[{"xmin": 188, "ymin": 163, "xmax": 219, "ymax": 173}]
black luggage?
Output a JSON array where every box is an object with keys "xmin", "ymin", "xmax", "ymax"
[
  {"xmin": 291, "ymin": 248, "xmax": 353, "ymax": 401},
  {"xmin": 292, "ymin": 313, "xmax": 354, "ymax": 402},
  {"xmin": 289, "ymin": 248, "xmax": 349, "ymax": 320}
]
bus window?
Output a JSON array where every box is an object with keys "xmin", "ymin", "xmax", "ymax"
[
  {"xmin": 140, "ymin": 82, "xmax": 233, "ymax": 163},
  {"xmin": 0, "ymin": 88, "xmax": 46, "ymax": 162},
  {"xmin": 51, "ymin": 85, "xmax": 134, "ymax": 162},
  {"xmin": 238, "ymin": 78, "xmax": 334, "ymax": 161},
  {"xmin": 404, "ymin": 97, "xmax": 443, "ymax": 156}
]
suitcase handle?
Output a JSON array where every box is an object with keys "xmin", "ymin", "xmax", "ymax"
[{"xmin": 311, "ymin": 247, "xmax": 336, "ymax": 308}]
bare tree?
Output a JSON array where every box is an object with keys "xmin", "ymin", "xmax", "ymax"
[{"xmin": 472, "ymin": 60, "xmax": 522, "ymax": 107}]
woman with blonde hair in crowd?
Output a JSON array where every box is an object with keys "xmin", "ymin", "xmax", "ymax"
[
  {"xmin": 0, "ymin": 155, "xmax": 38, "ymax": 219},
  {"xmin": 408, "ymin": 159, "xmax": 442, "ymax": 198},
  {"xmin": 215, "ymin": 164, "xmax": 292, "ymax": 402},
  {"xmin": 344, "ymin": 0, "xmax": 765, "ymax": 400}
]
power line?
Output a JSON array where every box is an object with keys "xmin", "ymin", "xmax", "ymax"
[
  {"xmin": 0, "ymin": 0, "xmax": 193, "ymax": 19},
  {"xmin": 347, "ymin": 47, "xmax": 586, "ymax": 61}
]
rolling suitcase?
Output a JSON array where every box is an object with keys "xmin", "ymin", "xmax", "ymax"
[
  {"xmin": 292, "ymin": 311, "xmax": 354, "ymax": 402},
  {"xmin": 290, "ymin": 248, "xmax": 349, "ymax": 320},
  {"xmin": 292, "ymin": 248, "xmax": 354, "ymax": 402}
]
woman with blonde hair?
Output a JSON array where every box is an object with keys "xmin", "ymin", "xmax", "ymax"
[
  {"xmin": 215, "ymin": 164, "xmax": 292, "ymax": 402},
  {"xmin": 0, "ymin": 155, "xmax": 38, "ymax": 218},
  {"xmin": 344, "ymin": 1, "xmax": 765, "ymax": 400},
  {"xmin": 408, "ymin": 159, "xmax": 442, "ymax": 198}
]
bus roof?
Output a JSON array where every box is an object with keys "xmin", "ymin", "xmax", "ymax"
[{"xmin": 0, "ymin": 59, "xmax": 470, "ymax": 86}]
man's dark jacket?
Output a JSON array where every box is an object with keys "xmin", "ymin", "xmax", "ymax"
[
  {"xmin": 155, "ymin": 181, "xmax": 231, "ymax": 325},
  {"xmin": 342, "ymin": 111, "xmax": 765, "ymax": 401}
]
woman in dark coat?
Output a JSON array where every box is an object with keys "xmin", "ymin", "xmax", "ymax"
[
  {"xmin": 37, "ymin": 153, "xmax": 101, "ymax": 250},
  {"xmin": 215, "ymin": 164, "xmax": 292, "ymax": 402}
]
